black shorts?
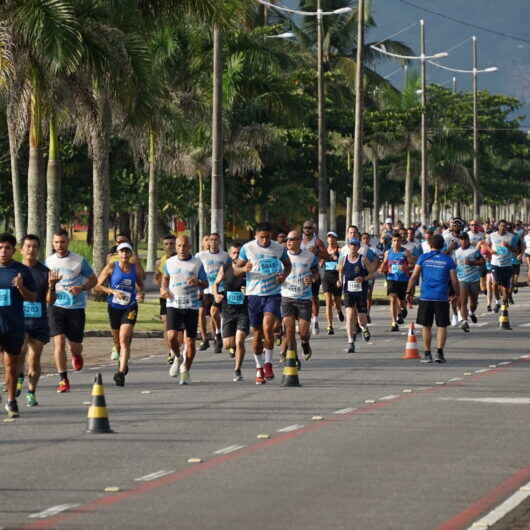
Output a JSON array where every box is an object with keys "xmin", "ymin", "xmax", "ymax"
[
  {"xmin": 491, "ymin": 266, "xmax": 513, "ymax": 288},
  {"xmin": 281, "ymin": 297, "xmax": 312, "ymax": 321},
  {"xmin": 0, "ymin": 332, "xmax": 24, "ymax": 355},
  {"xmin": 166, "ymin": 308, "xmax": 199, "ymax": 339},
  {"xmin": 222, "ymin": 309, "xmax": 250, "ymax": 337},
  {"xmin": 417, "ymin": 300, "xmax": 450, "ymax": 328},
  {"xmin": 343, "ymin": 294, "xmax": 368, "ymax": 314},
  {"xmin": 202, "ymin": 293, "xmax": 222, "ymax": 312},
  {"xmin": 159, "ymin": 297, "xmax": 167, "ymax": 316},
  {"xmin": 108, "ymin": 304, "xmax": 138, "ymax": 330},
  {"xmin": 322, "ymin": 274, "xmax": 341, "ymax": 296},
  {"xmin": 311, "ymin": 278, "xmax": 321, "ymax": 298},
  {"xmin": 480, "ymin": 264, "xmax": 488, "ymax": 278},
  {"xmin": 387, "ymin": 280, "xmax": 407, "ymax": 300},
  {"xmin": 25, "ymin": 318, "xmax": 50, "ymax": 344},
  {"xmin": 49, "ymin": 306, "xmax": 86, "ymax": 343},
  {"xmin": 513, "ymin": 264, "xmax": 521, "ymax": 276}
]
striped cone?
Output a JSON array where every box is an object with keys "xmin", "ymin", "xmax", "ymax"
[
  {"xmin": 87, "ymin": 373, "xmax": 113, "ymax": 434},
  {"xmin": 499, "ymin": 305, "xmax": 512, "ymax": 330},
  {"xmin": 281, "ymin": 350, "xmax": 301, "ymax": 387},
  {"xmin": 402, "ymin": 323, "xmax": 420, "ymax": 359}
]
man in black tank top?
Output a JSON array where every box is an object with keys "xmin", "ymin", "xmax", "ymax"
[{"xmin": 213, "ymin": 242, "xmax": 249, "ymax": 382}]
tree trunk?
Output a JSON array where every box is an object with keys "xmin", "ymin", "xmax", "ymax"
[
  {"xmin": 6, "ymin": 100, "xmax": 25, "ymax": 243},
  {"xmin": 329, "ymin": 188, "xmax": 336, "ymax": 232},
  {"xmin": 46, "ymin": 113, "xmax": 61, "ymax": 256},
  {"xmin": 198, "ymin": 173, "xmax": 205, "ymax": 243},
  {"xmin": 146, "ymin": 128, "xmax": 157, "ymax": 271},
  {"xmin": 27, "ymin": 78, "xmax": 46, "ymax": 246},
  {"xmin": 404, "ymin": 150, "xmax": 412, "ymax": 227},
  {"xmin": 346, "ymin": 197, "xmax": 352, "ymax": 236},
  {"xmin": 432, "ymin": 179, "xmax": 439, "ymax": 222},
  {"xmin": 87, "ymin": 207, "xmax": 94, "ymax": 246},
  {"xmin": 372, "ymin": 159, "xmax": 379, "ymax": 236}
]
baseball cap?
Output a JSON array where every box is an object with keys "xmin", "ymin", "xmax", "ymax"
[
  {"xmin": 348, "ymin": 238, "xmax": 360, "ymax": 246},
  {"xmin": 117, "ymin": 242, "xmax": 133, "ymax": 252},
  {"xmin": 385, "ymin": 217, "xmax": 393, "ymax": 224},
  {"xmin": 327, "ymin": 231, "xmax": 338, "ymax": 238}
]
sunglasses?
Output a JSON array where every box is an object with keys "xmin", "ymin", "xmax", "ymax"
[{"xmin": 287, "ymin": 238, "xmax": 299, "ymax": 241}]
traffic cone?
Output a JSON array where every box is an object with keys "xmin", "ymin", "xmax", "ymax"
[
  {"xmin": 499, "ymin": 305, "xmax": 512, "ymax": 330},
  {"xmin": 402, "ymin": 323, "xmax": 420, "ymax": 359},
  {"xmin": 282, "ymin": 350, "xmax": 301, "ymax": 387},
  {"xmin": 87, "ymin": 373, "xmax": 113, "ymax": 434}
]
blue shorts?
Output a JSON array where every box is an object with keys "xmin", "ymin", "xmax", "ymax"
[{"xmin": 247, "ymin": 294, "xmax": 281, "ymax": 328}]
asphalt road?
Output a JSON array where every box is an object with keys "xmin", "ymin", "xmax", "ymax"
[{"xmin": 2, "ymin": 286, "xmax": 530, "ymax": 530}]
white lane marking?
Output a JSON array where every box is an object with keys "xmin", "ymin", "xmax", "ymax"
[
  {"xmin": 489, "ymin": 364, "xmax": 497, "ymax": 368},
  {"xmin": 498, "ymin": 361, "xmax": 512, "ymax": 366},
  {"xmin": 474, "ymin": 369, "xmax": 490, "ymax": 374},
  {"xmin": 448, "ymin": 377, "xmax": 463, "ymax": 382},
  {"xmin": 380, "ymin": 395, "xmax": 399, "ymax": 401},
  {"xmin": 29, "ymin": 504, "xmax": 80, "ymax": 519},
  {"xmin": 333, "ymin": 408, "xmax": 355, "ymax": 415},
  {"xmin": 468, "ymin": 482, "xmax": 530, "ymax": 529},
  {"xmin": 134, "ymin": 470, "xmax": 174, "ymax": 481},
  {"xmin": 518, "ymin": 323, "xmax": 530, "ymax": 327},
  {"xmin": 213, "ymin": 445, "xmax": 246, "ymax": 455},
  {"xmin": 441, "ymin": 397, "xmax": 530, "ymax": 405},
  {"xmin": 520, "ymin": 355, "xmax": 530, "ymax": 359},
  {"xmin": 470, "ymin": 322, "xmax": 488, "ymax": 327},
  {"xmin": 277, "ymin": 424, "xmax": 304, "ymax": 433},
  {"xmin": 364, "ymin": 399, "xmax": 376, "ymax": 404}
]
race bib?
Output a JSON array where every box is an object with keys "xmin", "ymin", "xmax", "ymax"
[
  {"xmin": 496, "ymin": 245, "xmax": 508, "ymax": 256},
  {"xmin": 391, "ymin": 263, "xmax": 402, "ymax": 274},
  {"xmin": 56, "ymin": 289, "xmax": 74, "ymax": 307},
  {"xmin": 0, "ymin": 288, "xmax": 11, "ymax": 307},
  {"xmin": 112, "ymin": 290, "xmax": 132, "ymax": 306},
  {"xmin": 325, "ymin": 261, "xmax": 337, "ymax": 271},
  {"xmin": 347, "ymin": 280, "xmax": 362, "ymax": 293},
  {"xmin": 456, "ymin": 265, "xmax": 465, "ymax": 276},
  {"xmin": 23, "ymin": 301, "xmax": 42, "ymax": 318},
  {"xmin": 227, "ymin": 291, "xmax": 244, "ymax": 305},
  {"xmin": 207, "ymin": 272, "xmax": 218, "ymax": 285},
  {"xmin": 258, "ymin": 258, "xmax": 281, "ymax": 275},
  {"xmin": 174, "ymin": 295, "xmax": 192, "ymax": 308}
]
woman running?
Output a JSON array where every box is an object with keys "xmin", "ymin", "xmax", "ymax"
[
  {"xmin": 96, "ymin": 242, "xmax": 144, "ymax": 386},
  {"xmin": 322, "ymin": 231, "xmax": 343, "ymax": 334}
]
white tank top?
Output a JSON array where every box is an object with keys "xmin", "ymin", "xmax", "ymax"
[{"xmin": 300, "ymin": 235, "xmax": 318, "ymax": 252}]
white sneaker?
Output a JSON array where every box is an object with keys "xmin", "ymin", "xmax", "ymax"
[
  {"xmin": 179, "ymin": 370, "xmax": 191, "ymax": 385},
  {"xmin": 110, "ymin": 346, "xmax": 119, "ymax": 361},
  {"xmin": 451, "ymin": 313, "xmax": 459, "ymax": 327},
  {"xmin": 169, "ymin": 355, "xmax": 182, "ymax": 378}
]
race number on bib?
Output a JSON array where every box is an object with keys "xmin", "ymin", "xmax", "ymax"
[
  {"xmin": 112, "ymin": 290, "xmax": 132, "ymax": 306},
  {"xmin": 325, "ymin": 261, "xmax": 337, "ymax": 271},
  {"xmin": 347, "ymin": 280, "xmax": 362, "ymax": 293},
  {"xmin": 174, "ymin": 295, "xmax": 192, "ymax": 308},
  {"xmin": 496, "ymin": 246, "xmax": 508, "ymax": 256},
  {"xmin": 23, "ymin": 301, "xmax": 42, "ymax": 318},
  {"xmin": 207, "ymin": 272, "xmax": 218, "ymax": 285},
  {"xmin": 56, "ymin": 289, "xmax": 74, "ymax": 307},
  {"xmin": 391, "ymin": 264, "xmax": 402, "ymax": 274},
  {"xmin": 227, "ymin": 291, "xmax": 244, "ymax": 305},
  {"xmin": 0, "ymin": 288, "xmax": 11, "ymax": 307},
  {"xmin": 258, "ymin": 258, "xmax": 281, "ymax": 275}
]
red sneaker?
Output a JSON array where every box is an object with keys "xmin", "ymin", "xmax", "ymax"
[
  {"xmin": 263, "ymin": 362, "xmax": 274, "ymax": 380},
  {"xmin": 72, "ymin": 354, "xmax": 84, "ymax": 371},
  {"xmin": 255, "ymin": 368, "xmax": 266, "ymax": 385},
  {"xmin": 57, "ymin": 379, "xmax": 70, "ymax": 393}
]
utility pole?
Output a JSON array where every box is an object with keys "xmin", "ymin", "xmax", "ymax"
[
  {"xmin": 472, "ymin": 36, "xmax": 479, "ymax": 218},
  {"xmin": 420, "ymin": 19, "xmax": 428, "ymax": 228}
]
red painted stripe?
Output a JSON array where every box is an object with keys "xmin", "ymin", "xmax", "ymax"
[
  {"xmin": 435, "ymin": 465, "xmax": 530, "ymax": 530},
  {"xmin": 18, "ymin": 359, "xmax": 525, "ymax": 530}
]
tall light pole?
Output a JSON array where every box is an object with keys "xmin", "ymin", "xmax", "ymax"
[
  {"xmin": 255, "ymin": 0, "xmax": 352, "ymax": 239},
  {"xmin": 428, "ymin": 37, "xmax": 498, "ymax": 219},
  {"xmin": 371, "ymin": 20, "xmax": 449, "ymax": 227}
]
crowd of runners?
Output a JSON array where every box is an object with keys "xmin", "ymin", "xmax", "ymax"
[{"xmin": 1, "ymin": 217, "xmax": 529, "ymax": 418}]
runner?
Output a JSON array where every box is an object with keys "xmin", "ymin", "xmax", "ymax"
[
  {"xmin": 160, "ymin": 235, "xmax": 207, "ymax": 385},
  {"xmin": 340, "ymin": 225, "xmax": 362, "ymax": 258},
  {"xmin": 212, "ymin": 242, "xmax": 249, "ymax": 382},
  {"xmin": 0, "ymin": 234, "xmax": 36, "ymax": 418},
  {"xmin": 95, "ymin": 242, "xmax": 144, "ymax": 386},
  {"xmin": 45, "ymin": 229, "xmax": 97, "ymax": 393},
  {"xmin": 421, "ymin": 229, "xmax": 434, "ymax": 254},
  {"xmin": 300, "ymin": 220, "xmax": 326, "ymax": 335},
  {"xmin": 276, "ymin": 231, "xmax": 287, "ymax": 247},
  {"xmin": 402, "ymin": 228, "xmax": 422, "ymax": 265},
  {"xmin": 508, "ymin": 222, "xmax": 522, "ymax": 300},
  {"xmin": 281, "ymin": 230, "xmax": 320, "ymax": 363},
  {"xmin": 18, "ymin": 235, "xmax": 59, "ymax": 407},
  {"xmin": 454, "ymin": 233, "xmax": 484, "ymax": 332},
  {"xmin": 477, "ymin": 237, "xmax": 494, "ymax": 311},
  {"xmin": 380, "ymin": 232, "xmax": 412, "ymax": 332},
  {"xmin": 236, "ymin": 222, "xmax": 291, "ymax": 384},
  {"xmin": 337, "ymin": 237, "xmax": 371, "ymax": 353},
  {"xmin": 525, "ymin": 226, "xmax": 530, "ymax": 287},
  {"xmin": 154, "ymin": 234, "xmax": 177, "ymax": 364},
  {"xmin": 360, "ymin": 232, "xmax": 380, "ymax": 323},
  {"xmin": 322, "ymin": 231, "xmax": 343, "ymax": 335},
  {"xmin": 106, "ymin": 233, "xmax": 141, "ymax": 265},
  {"xmin": 197, "ymin": 233, "xmax": 229, "ymax": 353},
  {"xmin": 406, "ymin": 234, "xmax": 459, "ymax": 364}
]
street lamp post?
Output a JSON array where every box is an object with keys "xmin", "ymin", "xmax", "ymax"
[{"xmin": 255, "ymin": 0, "xmax": 352, "ymax": 239}]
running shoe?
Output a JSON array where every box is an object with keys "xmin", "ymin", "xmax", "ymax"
[
  {"xmin": 487, "ymin": 305, "xmax": 492, "ymax": 312},
  {"xmin": 421, "ymin": 352, "xmax": 433, "ymax": 364},
  {"xmin": 461, "ymin": 321, "xmax": 470, "ymax": 333},
  {"xmin": 345, "ymin": 342, "xmax": 355, "ymax": 354},
  {"xmin": 214, "ymin": 335, "xmax": 223, "ymax": 354},
  {"xmin": 56, "ymin": 379, "xmax": 70, "ymax": 393},
  {"xmin": 198, "ymin": 339, "xmax": 210, "ymax": 351},
  {"xmin": 450, "ymin": 313, "xmax": 459, "ymax": 327},
  {"xmin": 435, "ymin": 352, "xmax": 446, "ymax": 364},
  {"xmin": 311, "ymin": 320, "xmax": 320, "ymax": 335},
  {"xmin": 169, "ymin": 355, "xmax": 182, "ymax": 378},
  {"xmin": 362, "ymin": 328, "xmax": 371, "ymax": 342},
  {"xmin": 338, "ymin": 310, "xmax": 345, "ymax": 322},
  {"xmin": 71, "ymin": 353, "xmax": 84, "ymax": 371},
  {"xmin": 111, "ymin": 346, "xmax": 119, "ymax": 361},
  {"xmin": 390, "ymin": 323, "xmax": 399, "ymax": 332},
  {"xmin": 255, "ymin": 368, "xmax": 266, "ymax": 385},
  {"xmin": 113, "ymin": 371, "xmax": 125, "ymax": 387},
  {"xmin": 228, "ymin": 347, "xmax": 235, "ymax": 358},
  {"xmin": 179, "ymin": 370, "xmax": 191, "ymax": 385},
  {"xmin": 470, "ymin": 313, "xmax": 477, "ymax": 324},
  {"xmin": 494, "ymin": 303, "xmax": 501, "ymax": 313},
  {"xmin": 26, "ymin": 392, "xmax": 38, "ymax": 407},
  {"xmin": 15, "ymin": 376, "xmax": 24, "ymax": 398},
  {"xmin": 233, "ymin": 369, "xmax": 243, "ymax": 382},
  {"xmin": 5, "ymin": 401, "xmax": 19, "ymax": 418},
  {"xmin": 263, "ymin": 362, "xmax": 274, "ymax": 380},
  {"xmin": 167, "ymin": 353, "xmax": 175, "ymax": 365},
  {"xmin": 327, "ymin": 326, "xmax": 334, "ymax": 335},
  {"xmin": 514, "ymin": 287, "xmax": 519, "ymax": 294},
  {"xmin": 302, "ymin": 342, "xmax": 312, "ymax": 361},
  {"xmin": 396, "ymin": 314, "xmax": 404, "ymax": 325}
]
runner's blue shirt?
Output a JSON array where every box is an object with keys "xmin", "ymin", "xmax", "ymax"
[{"xmin": 416, "ymin": 250, "xmax": 456, "ymax": 301}]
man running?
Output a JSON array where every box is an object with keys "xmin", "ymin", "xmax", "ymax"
[
  {"xmin": 236, "ymin": 222, "xmax": 291, "ymax": 383},
  {"xmin": 212, "ymin": 242, "xmax": 249, "ymax": 382},
  {"xmin": 454, "ymin": 233, "xmax": 484, "ymax": 332},
  {"xmin": 197, "ymin": 233, "xmax": 229, "ymax": 353},
  {"xmin": 300, "ymin": 220, "xmax": 326, "ymax": 335},
  {"xmin": 155, "ymin": 234, "xmax": 177, "ymax": 364},
  {"xmin": 337, "ymin": 238, "xmax": 371, "ymax": 353},
  {"xmin": 96, "ymin": 242, "xmax": 144, "ymax": 386},
  {"xmin": 0, "ymin": 234, "xmax": 36, "ymax": 418},
  {"xmin": 161, "ymin": 235, "xmax": 207, "ymax": 385},
  {"xmin": 322, "ymin": 231, "xmax": 343, "ymax": 335},
  {"xmin": 402, "ymin": 228, "xmax": 422, "ymax": 265},
  {"xmin": 407, "ymin": 234, "xmax": 459, "ymax": 364},
  {"xmin": 281, "ymin": 230, "xmax": 320, "ymax": 363},
  {"xmin": 46, "ymin": 230, "xmax": 97, "ymax": 393},
  {"xmin": 19, "ymin": 235, "xmax": 59, "ymax": 407}
]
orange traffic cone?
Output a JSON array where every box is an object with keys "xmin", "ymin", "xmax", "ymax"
[{"xmin": 402, "ymin": 323, "xmax": 420, "ymax": 359}]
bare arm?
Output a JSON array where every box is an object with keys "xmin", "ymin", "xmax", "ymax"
[{"xmin": 94, "ymin": 264, "xmax": 115, "ymax": 296}]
